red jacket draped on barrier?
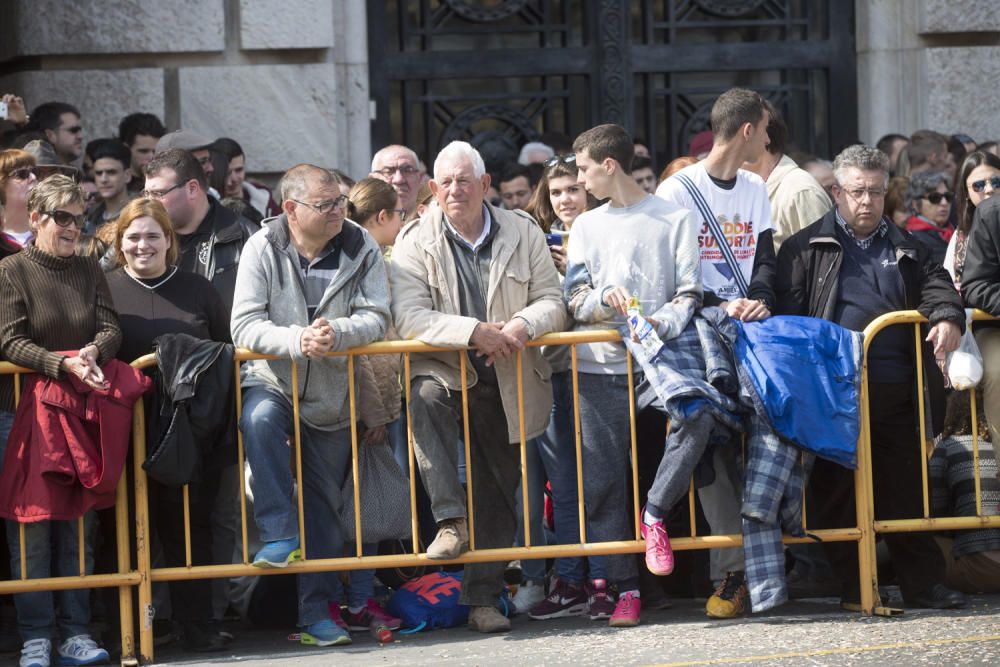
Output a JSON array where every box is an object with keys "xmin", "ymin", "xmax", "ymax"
[{"xmin": 0, "ymin": 358, "xmax": 151, "ymax": 522}]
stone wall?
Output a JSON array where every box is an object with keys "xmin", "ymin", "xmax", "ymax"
[
  {"xmin": 856, "ymin": 0, "xmax": 1000, "ymax": 145},
  {"xmin": 0, "ymin": 0, "xmax": 371, "ymax": 180}
]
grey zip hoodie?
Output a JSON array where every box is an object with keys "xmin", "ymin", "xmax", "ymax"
[{"xmin": 231, "ymin": 214, "xmax": 390, "ymax": 431}]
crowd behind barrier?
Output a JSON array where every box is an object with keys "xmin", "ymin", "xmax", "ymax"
[{"xmin": 1, "ymin": 88, "xmax": 1000, "ymax": 666}]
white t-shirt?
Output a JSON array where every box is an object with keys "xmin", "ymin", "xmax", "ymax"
[{"xmin": 655, "ymin": 162, "xmax": 772, "ymax": 302}]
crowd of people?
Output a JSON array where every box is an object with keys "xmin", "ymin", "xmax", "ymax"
[{"xmin": 0, "ymin": 87, "xmax": 999, "ymax": 666}]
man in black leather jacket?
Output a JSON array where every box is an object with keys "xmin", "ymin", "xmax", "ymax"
[{"xmin": 143, "ymin": 148, "xmax": 258, "ymax": 313}]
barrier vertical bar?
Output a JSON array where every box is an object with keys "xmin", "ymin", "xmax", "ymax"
[
  {"xmin": 517, "ymin": 350, "xmax": 530, "ymax": 548},
  {"xmin": 132, "ymin": 398, "xmax": 155, "ymax": 661},
  {"xmin": 290, "ymin": 361, "xmax": 307, "ymax": 559},
  {"xmin": 182, "ymin": 485, "xmax": 192, "ymax": 566},
  {"xmin": 114, "ymin": 469, "xmax": 135, "ymax": 662},
  {"xmin": 688, "ymin": 480, "xmax": 697, "ymax": 538},
  {"xmin": 970, "ymin": 389, "xmax": 983, "ymax": 516},
  {"xmin": 348, "ymin": 354, "xmax": 363, "ymax": 556},
  {"xmin": 571, "ymin": 345, "xmax": 586, "ymax": 543},
  {"xmin": 18, "ymin": 524, "xmax": 25, "ymax": 579},
  {"xmin": 234, "ymin": 358, "xmax": 249, "ymax": 564},
  {"xmin": 404, "ymin": 352, "xmax": 420, "ymax": 553},
  {"xmin": 913, "ymin": 324, "xmax": 930, "ymax": 519},
  {"xmin": 626, "ymin": 354, "xmax": 640, "ymax": 540},
  {"xmin": 855, "ymin": 360, "xmax": 878, "ymax": 615},
  {"xmin": 78, "ymin": 516, "xmax": 85, "ymax": 575},
  {"xmin": 459, "ymin": 352, "xmax": 475, "ymax": 550}
]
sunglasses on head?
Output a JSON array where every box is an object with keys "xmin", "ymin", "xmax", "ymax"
[
  {"xmin": 42, "ymin": 209, "xmax": 86, "ymax": 229},
  {"xmin": 923, "ymin": 192, "xmax": 953, "ymax": 205},
  {"xmin": 542, "ymin": 154, "xmax": 577, "ymax": 169},
  {"xmin": 971, "ymin": 176, "xmax": 1000, "ymax": 193}
]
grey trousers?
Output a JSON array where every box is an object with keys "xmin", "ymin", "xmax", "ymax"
[
  {"xmin": 698, "ymin": 436, "xmax": 746, "ymax": 581},
  {"xmin": 408, "ymin": 376, "xmax": 520, "ymax": 607}
]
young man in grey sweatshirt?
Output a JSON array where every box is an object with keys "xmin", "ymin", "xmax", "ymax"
[{"xmin": 557, "ymin": 124, "xmax": 702, "ymax": 628}]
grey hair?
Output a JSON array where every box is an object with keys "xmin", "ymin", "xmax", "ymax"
[
  {"xmin": 433, "ymin": 141, "xmax": 486, "ymax": 179},
  {"xmin": 278, "ymin": 164, "xmax": 340, "ymax": 203},
  {"xmin": 370, "ymin": 144, "xmax": 419, "ymax": 172},
  {"xmin": 907, "ymin": 170, "xmax": 950, "ymax": 202},
  {"xmin": 518, "ymin": 141, "xmax": 554, "ymax": 165},
  {"xmin": 832, "ymin": 144, "xmax": 890, "ymax": 185}
]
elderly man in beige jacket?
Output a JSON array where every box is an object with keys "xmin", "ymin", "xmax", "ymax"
[
  {"xmin": 744, "ymin": 101, "xmax": 832, "ymax": 249},
  {"xmin": 390, "ymin": 140, "xmax": 567, "ymax": 633}
]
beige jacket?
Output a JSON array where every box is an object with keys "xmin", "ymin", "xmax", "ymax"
[
  {"xmin": 390, "ymin": 203, "xmax": 568, "ymax": 442},
  {"xmin": 767, "ymin": 154, "xmax": 833, "ymax": 250}
]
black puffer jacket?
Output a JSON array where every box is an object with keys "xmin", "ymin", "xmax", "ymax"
[
  {"xmin": 143, "ymin": 332, "xmax": 236, "ymax": 486},
  {"xmin": 962, "ymin": 196, "xmax": 1000, "ymax": 317},
  {"xmin": 776, "ymin": 209, "xmax": 964, "ymax": 328}
]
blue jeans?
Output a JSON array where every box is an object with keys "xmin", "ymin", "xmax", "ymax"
[
  {"xmin": 340, "ymin": 543, "xmax": 378, "ymax": 609},
  {"xmin": 1, "ymin": 411, "xmax": 97, "ymax": 642},
  {"xmin": 240, "ymin": 384, "xmax": 353, "ymax": 627}
]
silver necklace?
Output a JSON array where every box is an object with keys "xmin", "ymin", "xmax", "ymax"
[{"xmin": 124, "ymin": 265, "xmax": 178, "ymax": 290}]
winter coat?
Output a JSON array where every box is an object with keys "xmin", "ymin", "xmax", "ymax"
[
  {"xmin": 0, "ymin": 359, "xmax": 150, "ymax": 522},
  {"xmin": 389, "ymin": 203, "xmax": 567, "ymax": 442}
]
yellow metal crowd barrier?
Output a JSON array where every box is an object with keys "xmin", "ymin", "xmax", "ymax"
[
  {"xmin": 11, "ymin": 310, "xmax": 997, "ymax": 664},
  {"xmin": 0, "ymin": 361, "xmax": 139, "ymax": 665},
  {"xmin": 859, "ymin": 310, "xmax": 1000, "ymax": 610}
]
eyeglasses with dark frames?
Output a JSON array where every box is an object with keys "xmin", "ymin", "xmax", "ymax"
[
  {"xmin": 41, "ymin": 209, "xmax": 86, "ymax": 229},
  {"xmin": 9, "ymin": 167, "xmax": 35, "ymax": 181},
  {"xmin": 374, "ymin": 165, "xmax": 420, "ymax": 179},
  {"xmin": 291, "ymin": 195, "xmax": 348, "ymax": 214},
  {"xmin": 142, "ymin": 182, "xmax": 186, "ymax": 199},
  {"xmin": 922, "ymin": 192, "xmax": 954, "ymax": 205}
]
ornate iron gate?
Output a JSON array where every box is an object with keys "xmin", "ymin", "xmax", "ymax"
[{"xmin": 368, "ymin": 1, "xmax": 856, "ymax": 174}]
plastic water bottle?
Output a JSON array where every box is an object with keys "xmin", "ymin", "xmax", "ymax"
[{"xmin": 627, "ymin": 294, "xmax": 663, "ymax": 361}]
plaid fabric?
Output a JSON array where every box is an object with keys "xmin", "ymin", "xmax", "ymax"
[
  {"xmin": 742, "ymin": 414, "xmax": 813, "ymax": 613},
  {"xmin": 626, "ymin": 306, "xmax": 745, "ymax": 431}
]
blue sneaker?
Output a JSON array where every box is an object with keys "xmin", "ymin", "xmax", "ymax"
[
  {"xmin": 300, "ymin": 619, "xmax": 352, "ymax": 647},
  {"xmin": 252, "ymin": 536, "xmax": 302, "ymax": 568}
]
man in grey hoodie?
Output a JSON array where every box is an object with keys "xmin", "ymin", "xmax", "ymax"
[{"xmin": 231, "ymin": 164, "xmax": 390, "ymax": 648}]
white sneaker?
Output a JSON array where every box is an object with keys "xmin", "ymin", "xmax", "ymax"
[
  {"xmin": 57, "ymin": 635, "xmax": 109, "ymax": 666},
  {"xmin": 511, "ymin": 581, "xmax": 546, "ymax": 614},
  {"xmin": 20, "ymin": 638, "xmax": 50, "ymax": 667}
]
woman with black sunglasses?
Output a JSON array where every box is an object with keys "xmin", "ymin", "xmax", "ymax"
[
  {"xmin": 0, "ymin": 148, "xmax": 38, "ymax": 248},
  {"xmin": 945, "ymin": 151, "xmax": 1000, "ymax": 286},
  {"xmin": 905, "ymin": 170, "xmax": 954, "ymax": 264}
]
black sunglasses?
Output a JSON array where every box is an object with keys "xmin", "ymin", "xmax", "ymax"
[
  {"xmin": 9, "ymin": 167, "xmax": 35, "ymax": 181},
  {"xmin": 42, "ymin": 209, "xmax": 86, "ymax": 229},
  {"xmin": 971, "ymin": 176, "xmax": 1000, "ymax": 193},
  {"xmin": 922, "ymin": 192, "xmax": 954, "ymax": 205},
  {"xmin": 542, "ymin": 154, "xmax": 577, "ymax": 169}
]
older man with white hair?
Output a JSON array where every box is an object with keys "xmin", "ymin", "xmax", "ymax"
[{"xmin": 390, "ymin": 140, "xmax": 567, "ymax": 633}]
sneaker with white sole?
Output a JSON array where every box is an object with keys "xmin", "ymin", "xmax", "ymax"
[
  {"xmin": 252, "ymin": 536, "xmax": 302, "ymax": 569},
  {"xmin": 20, "ymin": 638, "xmax": 50, "ymax": 667},
  {"xmin": 528, "ymin": 579, "xmax": 588, "ymax": 620},
  {"xmin": 511, "ymin": 581, "xmax": 546, "ymax": 614},
  {"xmin": 56, "ymin": 635, "xmax": 109, "ymax": 666},
  {"xmin": 300, "ymin": 619, "xmax": 352, "ymax": 647}
]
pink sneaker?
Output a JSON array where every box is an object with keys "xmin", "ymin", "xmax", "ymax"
[
  {"xmin": 609, "ymin": 591, "xmax": 641, "ymax": 627},
  {"xmin": 327, "ymin": 602, "xmax": 349, "ymax": 630},
  {"xmin": 640, "ymin": 515, "xmax": 674, "ymax": 576}
]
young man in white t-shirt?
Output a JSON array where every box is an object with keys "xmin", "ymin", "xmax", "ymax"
[
  {"xmin": 554, "ymin": 123, "xmax": 701, "ymax": 628},
  {"xmin": 654, "ymin": 87, "xmax": 776, "ymax": 619}
]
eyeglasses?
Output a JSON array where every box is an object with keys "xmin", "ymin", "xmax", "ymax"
[
  {"xmin": 373, "ymin": 165, "xmax": 419, "ymax": 179},
  {"xmin": 841, "ymin": 187, "xmax": 886, "ymax": 201},
  {"xmin": 291, "ymin": 195, "xmax": 348, "ymax": 214},
  {"xmin": 41, "ymin": 209, "xmax": 86, "ymax": 229},
  {"xmin": 142, "ymin": 182, "xmax": 185, "ymax": 199},
  {"xmin": 543, "ymin": 154, "xmax": 577, "ymax": 169},
  {"xmin": 9, "ymin": 167, "xmax": 34, "ymax": 181},
  {"xmin": 922, "ymin": 192, "xmax": 954, "ymax": 205},
  {"xmin": 970, "ymin": 176, "xmax": 1000, "ymax": 193},
  {"xmin": 393, "ymin": 208, "xmax": 407, "ymax": 218}
]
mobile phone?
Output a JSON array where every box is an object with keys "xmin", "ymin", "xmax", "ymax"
[
  {"xmin": 545, "ymin": 232, "xmax": 563, "ymax": 247},
  {"xmin": 0, "ymin": 102, "xmax": 7, "ymax": 120}
]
